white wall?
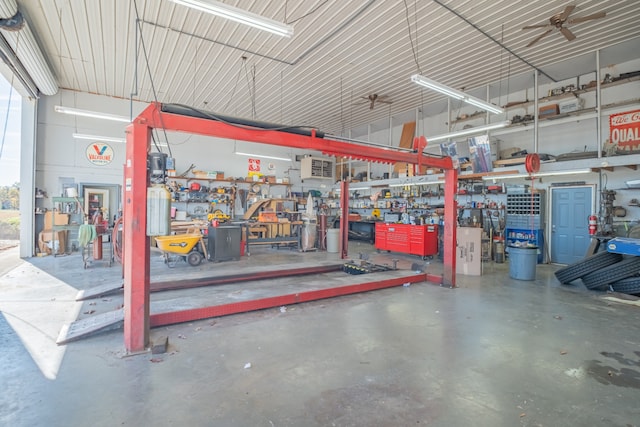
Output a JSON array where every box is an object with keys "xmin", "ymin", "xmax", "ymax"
[
  {"xmin": 36, "ymin": 90, "xmax": 140, "ymax": 197},
  {"xmin": 36, "ymin": 90, "xmax": 324, "ymax": 200}
]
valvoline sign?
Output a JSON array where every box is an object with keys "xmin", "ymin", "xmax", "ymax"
[{"xmin": 86, "ymin": 143, "xmax": 114, "ymax": 166}]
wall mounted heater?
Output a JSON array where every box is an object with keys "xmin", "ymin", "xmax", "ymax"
[{"xmin": 301, "ymin": 157, "xmax": 334, "ymax": 180}]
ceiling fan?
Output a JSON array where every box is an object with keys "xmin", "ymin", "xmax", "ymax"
[
  {"xmin": 355, "ymin": 94, "xmax": 393, "ymax": 110},
  {"xmin": 522, "ymin": 4, "xmax": 606, "ymax": 47}
]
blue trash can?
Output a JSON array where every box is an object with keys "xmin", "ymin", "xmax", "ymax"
[{"xmin": 508, "ymin": 245, "xmax": 538, "ymax": 281}]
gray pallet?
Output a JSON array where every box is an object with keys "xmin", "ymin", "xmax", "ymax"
[
  {"xmin": 57, "ymin": 308, "xmax": 124, "ymax": 345},
  {"xmin": 76, "ymin": 281, "xmax": 123, "ymax": 301}
]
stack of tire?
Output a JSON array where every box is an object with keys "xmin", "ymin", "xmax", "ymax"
[{"xmin": 554, "ymin": 251, "xmax": 640, "ymax": 294}]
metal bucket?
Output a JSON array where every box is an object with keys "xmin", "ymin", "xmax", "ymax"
[{"xmin": 508, "ymin": 245, "xmax": 538, "ymax": 280}]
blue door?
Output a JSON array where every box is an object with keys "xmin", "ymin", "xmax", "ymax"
[{"xmin": 551, "ymin": 186, "xmax": 593, "ymax": 264}]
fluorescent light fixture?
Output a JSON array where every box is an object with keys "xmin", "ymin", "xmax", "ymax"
[
  {"xmin": 427, "ymin": 120, "xmax": 511, "ymax": 143},
  {"xmin": 55, "ymin": 106, "xmax": 130, "ymax": 123},
  {"xmin": 481, "ymin": 169, "xmax": 592, "ymax": 180},
  {"xmin": 464, "ymin": 97, "xmax": 504, "ymax": 115},
  {"xmin": 411, "ymin": 74, "xmax": 505, "ymax": 115},
  {"xmin": 72, "ymin": 133, "xmax": 125, "ymax": 143},
  {"xmin": 389, "ymin": 180, "xmax": 444, "ymax": 187},
  {"xmin": 349, "ymin": 187, "xmax": 369, "ymax": 191},
  {"xmin": 235, "ymin": 151, "xmax": 291, "ymax": 162},
  {"xmin": 169, "ymin": 0, "xmax": 294, "ymax": 37}
]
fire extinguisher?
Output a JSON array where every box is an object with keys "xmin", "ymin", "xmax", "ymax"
[{"xmin": 588, "ymin": 214, "xmax": 598, "ymax": 235}]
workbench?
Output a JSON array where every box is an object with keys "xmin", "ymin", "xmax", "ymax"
[{"xmin": 244, "ymin": 221, "xmax": 303, "ymax": 252}]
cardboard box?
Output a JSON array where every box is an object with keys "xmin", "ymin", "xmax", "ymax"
[
  {"xmin": 38, "ymin": 229, "xmax": 67, "ymax": 255},
  {"xmin": 456, "ymin": 227, "xmax": 482, "ymax": 276},
  {"xmin": 538, "ymin": 104, "xmax": 559, "ymax": 117},
  {"xmin": 44, "ymin": 212, "xmax": 70, "ymax": 229},
  {"xmin": 499, "ymin": 147, "xmax": 522, "ymax": 160},
  {"xmin": 559, "ymin": 98, "xmax": 584, "ymax": 114}
]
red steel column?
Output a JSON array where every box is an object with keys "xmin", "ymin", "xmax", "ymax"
[
  {"xmin": 123, "ymin": 121, "xmax": 151, "ymax": 352},
  {"xmin": 340, "ymin": 180, "xmax": 349, "ymax": 259},
  {"xmin": 442, "ymin": 168, "xmax": 458, "ymax": 288}
]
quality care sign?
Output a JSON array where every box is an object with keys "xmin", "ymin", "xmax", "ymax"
[
  {"xmin": 86, "ymin": 143, "xmax": 114, "ymax": 166},
  {"xmin": 610, "ymin": 109, "xmax": 640, "ymax": 151}
]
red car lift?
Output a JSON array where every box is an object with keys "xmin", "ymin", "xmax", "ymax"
[{"xmin": 123, "ymin": 103, "xmax": 458, "ymax": 352}]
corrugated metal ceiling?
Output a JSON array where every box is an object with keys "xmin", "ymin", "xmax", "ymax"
[{"xmin": 21, "ymin": 0, "xmax": 640, "ymax": 134}]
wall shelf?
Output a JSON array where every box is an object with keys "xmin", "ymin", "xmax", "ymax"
[{"xmin": 502, "ymin": 75, "xmax": 640, "ymax": 111}]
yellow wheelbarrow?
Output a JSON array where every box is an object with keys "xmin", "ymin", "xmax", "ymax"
[{"xmin": 155, "ymin": 233, "xmax": 208, "ymax": 267}]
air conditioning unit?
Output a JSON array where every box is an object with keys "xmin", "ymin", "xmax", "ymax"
[{"xmin": 300, "ymin": 156, "xmax": 334, "ymax": 180}]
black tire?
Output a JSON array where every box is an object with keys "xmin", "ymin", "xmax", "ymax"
[
  {"xmin": 610, "ymin": 276, "xmax": 640, "ymax": 295},
  {"xmin": 582, "ymin": 257, "xmax": 640, "ymax": 290},
  {"xmin": 554, "ymin": 251, "xmax": 623, "ymax": 284},
  {"xmin": 187, "ymin": 251, "xmax": 203, "ymax": 266}
]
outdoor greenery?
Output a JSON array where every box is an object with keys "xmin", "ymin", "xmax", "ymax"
[
  {"xmin": 0, "ymin": 183, "xmax": 20, "ymax": 239},
  {"xmin": 1, "ymin": 182, "xmax": 19, "ymax": 210}
]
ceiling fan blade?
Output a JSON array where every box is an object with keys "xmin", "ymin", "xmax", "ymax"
[
  {"xmin": 569, "ymin": 11, "xmax": 606, "ymax": 24},
  {"xmin": 559, "ymin": 4, "xmax": 576, "ymax": 21},
  {"xmin": 522, "ymin": 24, "xmax": 552, "ymax": 30},
  {"xmin": 527, "ymin": 29, "xmax": 553, "ymax": 47},
  {"xmin": 560, "ymin": 27, "xmax": 576, "ymax": 41}
]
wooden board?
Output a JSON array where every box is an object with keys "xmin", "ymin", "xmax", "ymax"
[
  {"xmin": 493, "ymin": 157, "xmax": 526, "ymax": 167},
  {"xmin": 394, "ymin": 121, "xmax": 416, "ymax": 173}
]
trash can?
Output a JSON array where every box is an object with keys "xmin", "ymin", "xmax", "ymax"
[
  {"xmin": 327, "ymin": 228, "xmax": 340, "ymax": 253},
  {"xmin": 508, "ymin": 245, "xmax": 538, "ymax": 280}
]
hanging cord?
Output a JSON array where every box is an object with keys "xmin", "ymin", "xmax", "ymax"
[
  {"xmin": 286, "ymin": 1, "xmax": 329, "ymax": 25},
  {"xmin": 133, "ymin": 0, "xmax": 172, "ymax": 157},
  {"xmin": 280, "ymin": 69, "xmax": 284, "ymax": 123},
  {"xmin": 0, "ymin": 60, "xmax": 15, "ymax": 162},
  {"xmin": 530, "ymin": 177, "xmax": 535, "ymax": 245},
  {"xmin": 245, "ymin": 63, "xmax": 257, "ymax": 119},
  {"xmin": 224, "ymin": 56, "xmax": 246, "ymax": 111},
  {"xmin": 402, "ymin": 0, "xmax": 422, "ymax": 74},
  {"xmin": 339, "ymin": 77, "xmax": 344, "ymax": 135}
]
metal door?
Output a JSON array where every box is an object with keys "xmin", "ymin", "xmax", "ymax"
[{"xmin": 550, "ymin": 186, "xmax": 594, "ymax": 264}]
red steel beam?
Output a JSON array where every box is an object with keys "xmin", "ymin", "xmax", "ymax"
[
  {"xmin": 137, "ymin": 103, "xmax": 453, "ymax": 170},
  {"xmin": 149, "ymin": 273, "xmax": 427, "ymax": 327},
  {"xmin": 340, "ymin": 180, "xmax": 349, "ymax": 259},
  {"xmin": 443, "ymin": 168, "xmax": 458, "ymax": 287},
  {"xmin": 123, "ymin": 120, "xmax": 152, "ymax": 352},
  {"xmin": 125, "ymin": 103, "xmax": 459, "ymax": 351}
]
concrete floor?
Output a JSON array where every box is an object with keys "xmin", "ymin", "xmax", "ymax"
[{"xmin": 1, "ymin": 242, "xmax": 640, "ymax": 427}]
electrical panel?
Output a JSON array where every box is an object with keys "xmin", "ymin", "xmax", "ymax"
[{"xmin": 301, "ymin": 157, "xmax": 334, "ymax": 180}]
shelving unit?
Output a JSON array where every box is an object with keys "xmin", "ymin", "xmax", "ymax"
[
  {"xmin": 50, "ymin": 197, "xmax": 85, "ymax": 254},
  {"xmin": 448, "ymin": 74, "xmax": 640, "ymax": 140},
  {"xmin": 168, "ymin": 176, "xmax": 291, "ymax": 220}
]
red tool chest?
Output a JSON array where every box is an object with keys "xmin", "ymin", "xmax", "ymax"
[{"xmin": 375, "ymin": 223, "xmax": 438, "ymax": 259}]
